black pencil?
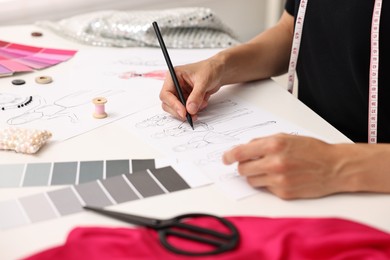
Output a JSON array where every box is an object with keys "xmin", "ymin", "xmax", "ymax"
[{"xmin": 152, "ymin": 21, "xmax": 194, "ymax": 130}]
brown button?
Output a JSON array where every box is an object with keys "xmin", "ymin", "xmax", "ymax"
[
  {"xmin": 31, "ymin": 32, "xmax": 43, "ymax": 37},
  {"xmin": 35, "ymin": 76, "xmax": 53, "ymax": 84}
]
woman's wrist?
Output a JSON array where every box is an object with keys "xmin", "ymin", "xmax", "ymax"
[
  {"xmin": 211, "ymin": 50, "xmax": 231, "ymax": 86},
  {"xmin": 331, "ymin": 143, "xmax": 390, "ymax": 193}
]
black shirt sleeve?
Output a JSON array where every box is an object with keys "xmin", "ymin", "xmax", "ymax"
[{"xmin": 285, "ymin": 0, "xmax": 296, "ymax": 15}]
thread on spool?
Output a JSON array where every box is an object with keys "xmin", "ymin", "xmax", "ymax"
[{"xmin": 92, "ymin": 97, "xmax": 107, "ymax": 119}]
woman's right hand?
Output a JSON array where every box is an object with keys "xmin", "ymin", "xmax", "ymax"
[{"xmin": 159, "ymin": 57, "xmax": 225, "ymax": 121}]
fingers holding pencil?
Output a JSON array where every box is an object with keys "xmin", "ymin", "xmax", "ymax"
[
  {"xmin": 153, "ymin": 21, "xmax": 225, "ymax": 125},
  {"xmin": 160, "ymin": 65, "xmax": 210, "ymax": 120},
  {"xmin": 153, "ymin": 21, "xmax": 194, "ymax": 129}
]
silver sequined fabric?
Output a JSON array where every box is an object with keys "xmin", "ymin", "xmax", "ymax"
[{"xmin": 36, "ymin": 8, "xmax": 240, "ymax": 48}]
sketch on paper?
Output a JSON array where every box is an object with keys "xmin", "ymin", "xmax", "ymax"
[
  {"xmin": 122, "ymin": 95, "xmax": 321, "ymax": 199},
  {"xmin": 194, "ymin": 147, "xmax": 230, "ymax": 165},
  {"xmin": 129, "ymin": 98, "xmax": 287, "ymax": 158},
  {"xmin": 6, "ymin": 90, "xmax": 124, "ymax": 125},
  {"xmin": 153, "ymin": 108, "xmax": 254, "ymax": 138},
  {"xmin": 66, "ymin": 49, "xmax": 220, "ymax": 90},
  {"xmin": 102, "ymin": 70, "xmax": 166, "ymax": 81},
  {"xmin": 172, "ymin": 121, "xmax": 276, "ymax": 152},
  {"xmin": 113, "ymin": 56, "xmax": 191, "ymax": 68},
  {"xmin": 135, "ymin": 113, "xmax": 175, "ymax": 128},
  {"xmin": 113, "ymin": 56, "xmax": 166, "ymax": 67},
  {"xmin": 118, "ymin": 70, "xmax": 166, "ymax": 81},
  {"xmin": 0, "ymin": 93, "xmax": 40, "ymax": 112},
  {"xmin": 1, "ymin": 86, "xmax": 156, "ymax": 142},
  {"xmin": 137, "ymin": 100, "xmax": 253, "ymax": 138}
]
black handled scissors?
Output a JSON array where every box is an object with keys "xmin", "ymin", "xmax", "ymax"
[{"xmin": 83, "ymin": 206, "xmax": 239, "ymax": 256}]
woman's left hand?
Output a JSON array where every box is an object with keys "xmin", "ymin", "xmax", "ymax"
[{"xmin": 222, "ymin": 133, "xmax": 349, "ymax": 199}]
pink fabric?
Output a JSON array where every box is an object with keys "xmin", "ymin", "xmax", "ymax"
[{"xmin": 25, "ymin": 217, "xmax": 390, "ymax": 260}]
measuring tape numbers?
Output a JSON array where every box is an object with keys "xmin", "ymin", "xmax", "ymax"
[{"xmin": 287, "ymin": 0, "xmax": 383, "ymax": 143}]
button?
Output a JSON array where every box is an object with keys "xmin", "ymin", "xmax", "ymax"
[
  {"xmin": 31, "ymin": 32, "xmax": 43, "ymax": 37},
  {"xmin": 11, "ymin": 79, "xmax": 26, "ymax": 85},
  {"xmin": 35, "ymin": 76, "xmax": 53, "ymax": 84}
]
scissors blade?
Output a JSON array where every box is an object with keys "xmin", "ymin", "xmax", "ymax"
[{"xmin": 83, "ymin": 206, "xmax": 160, "ymax": 227}]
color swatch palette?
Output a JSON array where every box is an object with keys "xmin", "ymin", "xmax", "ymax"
[
  {"xmin": 0, "ymin": 40, "xmax": 77, "ymax": 76},
  {"xmin": 0, "ymin": 159, "xmax": 160, "ymax": 188},
  {"xmin": 0, "ymin": 161, "xmax": 210, "ymax": 230}
]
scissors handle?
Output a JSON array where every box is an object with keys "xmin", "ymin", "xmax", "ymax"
[
  {"xmin": 159, "ymin": 213, "xmax": 240, "ymax": 256},
  {"xmin": 83, "ymin": 207, "xmax": 239, "ymax": 256}
]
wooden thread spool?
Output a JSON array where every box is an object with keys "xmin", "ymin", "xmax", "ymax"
[{"xmin": 92, "ymin": 97, "xmax": 107, "ymax": 119}]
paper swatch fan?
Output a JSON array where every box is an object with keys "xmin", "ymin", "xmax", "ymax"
[{"xmin": 0, "ymin": 40, "xmax": 77, "ymax": 76}]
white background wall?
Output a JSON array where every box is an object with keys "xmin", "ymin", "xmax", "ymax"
[
  {"xmin": 0, "ymin": 0, "xmax": 285, "ymax": 41},
  {"xmin": 0, "ymin": 0, "xmax": 288, "ymax": 87}
]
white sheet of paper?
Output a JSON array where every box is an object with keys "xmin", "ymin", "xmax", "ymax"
[
  {"xmin": 121, "ymin": 94, "xmax": 326, "ymax": 199},
  {"xmin": 1, "ymin": 48, "xmax": 221, "ymax": 143},
  {"xmin": 65, "ymin": 48, "xmax": 221, "ymax": 90},
  {"xmin": 155, "ymin": 158, "xmax": 212, "ymax": 188},
  {"xmin": 0, "ymin": 83, "xmax": 156, "ymax": 141}
]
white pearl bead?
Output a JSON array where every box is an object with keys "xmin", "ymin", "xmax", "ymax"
[{"xmin": 0, "ymin": 127, "xmax": 52, "ymax": 154}]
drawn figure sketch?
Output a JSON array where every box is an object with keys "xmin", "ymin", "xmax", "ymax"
[
  {"xmin": 119, "ymin": 70, "xmax": 167, "ymax": 81},
  {"xmin": 124, "ymin": 95, "xmax": 322, "ymax": 200},
  {"xmin": 151, "ymin": 108, "xmax": 253, "ymax": 139},
  {"xmin": 7, "ymin": 90, "xmax": 123, "ymax": 125},
  {"xmin": 173, "ymin": 121, "xmax": 276, "ymax": 152},
  {"xmin": 133, "ymin": 99, "xmax": 278, "ymax": 153},
  {"xmin": 137, "ymin": 100, "xmax": 249, "ymax": 138},
  {"xmin": 0, "ymin": 93, "xmax": 41, "ymax": 112},
  {"xmin": 135, "ymin": 113, "xmax": 175, "ymax": 128},
  {"xmin": 128, "ymin": 96, "xmax": 318, "ymax": 163}
]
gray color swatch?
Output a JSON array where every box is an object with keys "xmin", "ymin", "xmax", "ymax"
[
  {"xmin": 47, "ymin": 187, "xmax": 83, "ymax": 216},
  {"xmin": 23, "ymin": 163, "xmax": 51, "ymax": 186},
  {"xmin": 0, "ymin": 200, "xmax": 29, "ymax": 230},
  {"xmin": 149, "ymin": 166, "xmax": 190, "ymax": 192},
  {"xmin": 79, "ymin": 161, "xmax": 104, "ymax": 184},
  {"xmin": 106, "ymin": 160, "xmax": 129, "ymax": 178},
  {"xmin": 125, "ymin": 170, "xmax": 165, "ymax": 198},
  {"xmin": 0, "ymin": 161, "xmax": 196, "ymax": 230},
  {"xmin": 51, "ymin": 162, "xmax": 78, "ymax": 185},
  {"xmin": 131, "ymin": 159, "xmax": 155, "ymax": 173},
  {"xmin": 100, "ymin": 175, "xmax": 140, "ymax": 203},
  {"xmin": 0, "ymin": 164, "xmax": 24, "ymax": 187},
  {"xmin": 19, "ymin": 194, "xmax": 57, "ymax": 223},
  {"xmin": 74, "ymin": 182, "xmax": 113, "ymax": 207}
]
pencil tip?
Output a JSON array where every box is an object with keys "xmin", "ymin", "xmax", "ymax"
[{"xmin": 186, "ymin": 114, "xmax": 194, "ymax": 130}]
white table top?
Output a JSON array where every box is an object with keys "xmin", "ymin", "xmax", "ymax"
[{"xmin": 1, "ymin": 25, "xmax": 390, "ymax": 260}]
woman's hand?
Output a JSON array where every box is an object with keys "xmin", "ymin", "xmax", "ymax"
[
  {"xmin": 159, "ymin": 58, "xmax": 224, "ymax": 121},
  {"xmin": 223, "ymin": 133, "xmax": 390, "ymax": 199}
]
